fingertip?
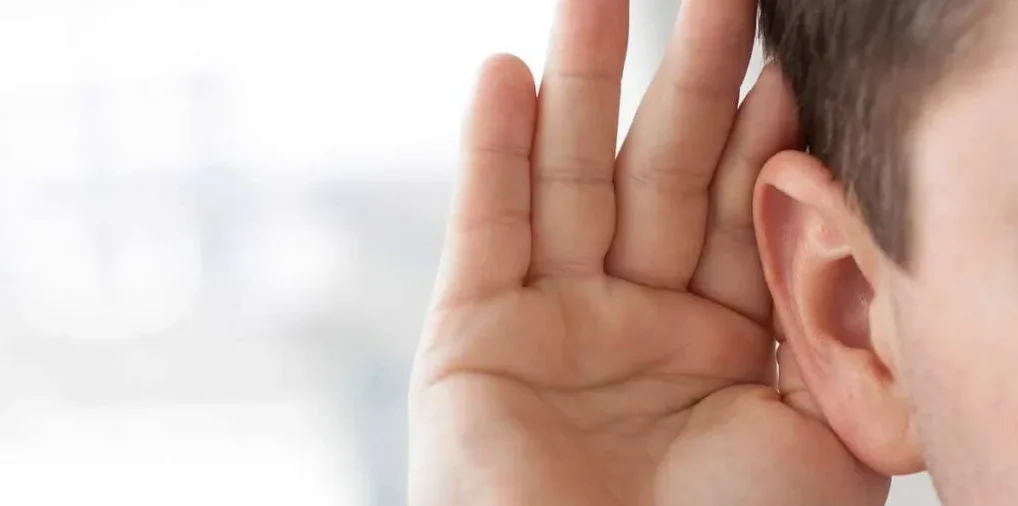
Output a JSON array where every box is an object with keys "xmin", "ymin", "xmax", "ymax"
[
  {"xmin": 742, "ymin": 63, "xmax": 802, "ymax": 151},
  {"xmin": 464, "ymin": 53, "xmax": 538, "ymax": 151},
  {"xmin": 756, "ymin": 63, "xmax": 797, "ymax": 110},
  {"xmin": 473, "ymin": 53, "xmax": 537, "ymax": 101},
  {"xmin": 478, "ymin": 53, "xmax": 534, "ymax": 78}
]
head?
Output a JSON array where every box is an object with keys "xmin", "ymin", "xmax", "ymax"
[{"xmin": 755, "ymin": 0, "xmax": 1018, "ymax": 503}]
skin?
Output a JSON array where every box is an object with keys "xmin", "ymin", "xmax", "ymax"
[
  {"xmin": 409, "ymin": 0, "xmax": 887, "ymax": 504},
  {"xmin": 894, "ymin": 22, "xmax": 1018, "ymax": 504},
  {"xmin": 750, "ymin": 4, "xmax": 1018, "ymax": 506}
]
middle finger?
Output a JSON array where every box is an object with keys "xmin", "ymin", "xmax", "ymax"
[{"xmin": 528, "ymin": 0, "xmax": 629, "ymax": 279}]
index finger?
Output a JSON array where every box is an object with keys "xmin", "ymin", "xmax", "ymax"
[{"xmin": 606, "ymin": 0, "xmax": 757, "ymax": 290}]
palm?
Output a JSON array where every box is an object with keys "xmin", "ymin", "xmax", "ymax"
[
  {"xmin": 417, "ymin": 279, "xmax": 882, "ymax": 505},
  {"xmin": 411, "ymin": 1, "xmax": 888, "ymax": 505}
]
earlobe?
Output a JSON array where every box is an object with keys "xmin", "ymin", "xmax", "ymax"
[{"xmin": 754, "ymin": 151, "xmax": 924, "ymax": 476}]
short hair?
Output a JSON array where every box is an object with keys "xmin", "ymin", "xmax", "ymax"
[{"xmin": 758, "ymin": 0, "xmax": 998, "ymax": 265}]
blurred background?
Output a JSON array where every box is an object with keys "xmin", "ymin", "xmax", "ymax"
[{"xmin": 0, "ymin": 0, "xmax": 937, "ymax": 504}]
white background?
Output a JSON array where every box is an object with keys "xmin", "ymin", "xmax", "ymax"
[{"xmin": 0, "ymin": 0, "xmax": 937, "ymax": 504}]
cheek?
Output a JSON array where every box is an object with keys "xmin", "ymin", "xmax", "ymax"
[
  {"xmin": 906, "ymin": 100, "xmax": 1018, "ymax": 436},
  {"xmin": 903, "ymin": 52, "xmax": 1018, "ymax": 498},
  {"xmin": 900, "ymin": 217, "xmax": 1018, "ymax": 499}
]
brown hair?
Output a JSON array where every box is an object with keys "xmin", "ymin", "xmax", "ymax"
[{"xmin": 758, "ymin": 0, "xmax": 997, "ymax": 265}]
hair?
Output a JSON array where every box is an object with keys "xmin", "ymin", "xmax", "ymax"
[{"xmin": 758, "ymin": 0, "xmax": 998, "ymax": 265}]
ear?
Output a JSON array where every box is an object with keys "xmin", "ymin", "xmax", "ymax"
[{"xmin": 754, "ymin": 151, "xmax": 924, "ymax": 476}]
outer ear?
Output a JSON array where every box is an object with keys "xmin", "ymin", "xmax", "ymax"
[{"xmin": 754, "ymin": 150, "xmax": 924, "ymax": 476}]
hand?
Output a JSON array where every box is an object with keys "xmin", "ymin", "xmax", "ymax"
[{"xmin": 410, "ymin": 0, "xmax": 888, "ymax": 504}]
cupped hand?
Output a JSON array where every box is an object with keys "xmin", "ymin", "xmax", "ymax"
[{"xmin": 410, "ymin": 1, "xmax": 889, "ymax": 504}]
